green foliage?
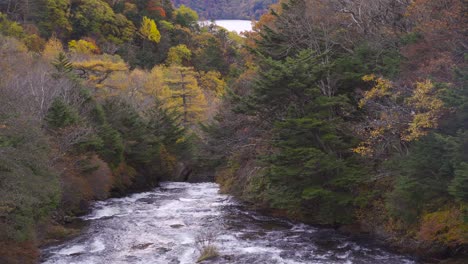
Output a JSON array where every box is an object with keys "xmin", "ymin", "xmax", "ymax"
[
  {"xmin": 193, "ymin": 36, "xmax": 228, "ymax": 74},
  {"xmin": 449, "ymin": 162, "xmax": 468, "ymax": 202},
  {"xmin": 172, "ymin": 0, "xmax": 277, "ymax": 20},
  {"xmin": 173, "ymin": 5, "xmax": 199, "ymax": 28},
  {"xmin": 0, "ymin": 116, "xmax": 60, "ymax": 242},
  {"xmin": 103, "ymin": 99, "xmax": 157, "ymax": 166},
  {"xmin": 445, "ymin": 71, "xmax": 468, "ymax": 202},
  {"xmin": 386, "ymin": 133, "xmax": 460, "ymax": 223},
  {"xmin": 235, "ymin": 49, "xmax": 364, "ymax": 224},
  {"xmin": 265, "ymin": 116, "xmax": 363, "ymax": 223},
  {"xmin": 0, "ymin": 12, "xmax": 24, "ymax": 38},
  {"xmin": 52, "ymin": 52, "xmax": 74, "ymax": 80},
  {"xmin": 37, "ymin": 0, "xmax": 72, "ymax": 38},
  {"xmin": 167, "ymin": 44, "xmax": 191, "ymax": 65},
  {"xmin": 68, "ymin": 39, "xmax": 98, "ymax": 54},
  {"xmin": 100, "ymin": 98, "xmax": 186, "ymax": 186},
  {"xmin": 334, "ymin": 44, "xmax": 402, "ymax": 84},
  {"xmin": 45, "ymin": 99, "xmax": 80, "ymax": 128},
  {"xmin": 0, "ymin": 0, "xmax": 243, "ymax": 260},
  {"xmin": 71, "ymin": 0, "xmax": 135, "ymax": 43},
  {"xmin": 238, "ymin": 50, "xmax": 322, "ymax": 119},
  {"xmin": 97, "ymin": 123, "xmax": 124, "ymax": 168},
  {"xmin": 147, "ymin": 103, "xmax": 186, "ymax": 148}
]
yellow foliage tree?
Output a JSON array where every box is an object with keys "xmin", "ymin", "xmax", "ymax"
[
  {"xmin": 139, "ymin": 16, "xmax": 161, "ymax": 43},
  {"xmin": 144, "ymin": 66, "xmax": 175, "ymax": 108},
  {"xmin": 42, "ymin": 37, "xmax": 63, "ymax": 61},
  {"xmin": 354, "ymin": 75, "xmax": 446, "ymax": 157},
  {"xmin": 199, "ymin": 71, "xmax": 226, "ymax": 97},
  {"xmin": 73, "ymin": 55, "xmax": 128, "ymax": 90},
  {"xmin": 166, "ymin": 44, "xmax": 191, "ymax": 65},
  {"xmin": 404, "ymin": 80, "xmax": 445, "ymax": 141},
  {"xmin": 68, "ymin": 39, "xmax": 99, "ymax": 54},
  {"xmin": 106, "ymin": 69, "xmax": 149, "ymax": 105},
  {"xmin": 198, "ymin": 70, "xmax": 227, "ymax": 120},
  {"xmin": 163, "ymin": 66, "xmax": 207, "ymax": 125}
]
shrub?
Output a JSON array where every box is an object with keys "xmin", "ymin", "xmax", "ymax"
[
  {"xmin": 195, "ymin": 230, "xmax": 219, "ymax": 262},
  {"xmin": 0, "ymin": 116, "xmax": 60, "ymax": 242},
  {"xmin": 81, "ymin": 155, "xmax": 113, "ymax": 200},
  {"xmin": 418, "ymin": 207, "xmax": 468, "ymax": 246},
  {"xmin": 197, "ymin": 245, "xmax": 219, "ymax": 263}
]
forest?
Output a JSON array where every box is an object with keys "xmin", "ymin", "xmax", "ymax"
[
  {"xmin": 171, "ymin": 0, "xmax": 278, "ymax": 20},
  {"xmin": 0, "ymin": 0, "xmax": 467, "ymax": 263}
]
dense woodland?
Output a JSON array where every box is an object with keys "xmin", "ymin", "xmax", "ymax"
[
  {"xmin": 171, "ymin": 0, "xmax": 278, "ymax": 20},
  {"xmin": 201, "ymin": 0, "xmax": 467, "ymax": 261},
  {"xmin": 0, "ymin": 0, "xmax": 244, "ymax": 262},
  {"xmin": 0, "ymin": 0, "xmax": 466, "ymax": 263}
]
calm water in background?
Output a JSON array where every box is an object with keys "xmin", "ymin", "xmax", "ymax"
[
  {"xmin": 42, "ymin": 182, "xmax": 416, "ymax": 264},
  {"xmin": 201, "ymin": 20, "xmax": 254, "ymax": 33}
]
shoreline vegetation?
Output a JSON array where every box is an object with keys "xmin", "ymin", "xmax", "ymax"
[
  {"xmin": 172, "ymin": 0, "xmax": 277, "ymax": 20},
  {"xmin": 0, "ymin": 0, "xmax": 466, "ymax": 263}
]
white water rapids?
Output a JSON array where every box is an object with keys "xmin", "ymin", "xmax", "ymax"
[{"xmin": 42, "ymin": 182, "xmax": 416, "ymax": 264}]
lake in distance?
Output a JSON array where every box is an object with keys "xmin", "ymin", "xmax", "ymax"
[{"xmin": 200, "ymin": 20, "xmax": 255, "ymax": 33}]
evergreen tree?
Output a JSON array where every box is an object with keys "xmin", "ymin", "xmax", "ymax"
[
  {"xmin": 164, "ymin": 66, "xmax": 207, "ymax": 126},
  {"xmin": 45, "ymin": 99, "xmax": 79, "ymax": 128},
  {"xmin": 37, "ymin": 0, "xmax": 72, "ymax": 39}
]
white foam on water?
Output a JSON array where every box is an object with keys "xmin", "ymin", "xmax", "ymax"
[
  {"xmin": 43, "ymin": 182, "xmax": 416, "ymax": 264},
  {"xmin": 241, "ymin": 246, "xmax": 282, "ymax": 254},
  {"xmin": 89, "ymin": 238, "xmax": 105, "ymax": 253},
  {"xmin": 54, "ymin": 244, "xmax": 86, "ymax": 255},
  {"xmin": 83, "ymin": 206, "xmax": 121, "ymax": 220}
]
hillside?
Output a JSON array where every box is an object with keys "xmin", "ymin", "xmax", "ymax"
[
  {"xmin": 0, "ymin": 0, "xmax": 466, "ymax": 263},
  {"xmin": 171, "ymin": 0, "xmax": 278, "ymax": 20},
  {"xmin": 0, "ymin": 1, "xmax": 244, "ymax": 262}
]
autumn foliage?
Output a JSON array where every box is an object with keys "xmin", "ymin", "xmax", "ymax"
[{"xmin": 0, "ymin": 1, "xmax": 241, "ymax": 262}]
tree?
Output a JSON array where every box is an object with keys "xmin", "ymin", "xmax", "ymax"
[
  {"xmin": 355, "ymin": 76, "xmax": 446, "ymax": 158},
  {"xmin": 139, "ymin": 16, "xmax": 161, "ymax": 43},
  {"xmin": 386, "ymin": 133, "xmax": 461, "ymax": 223},
  {"xmin": 71, "ymin": 0, "xmax": 135, "ymax": 44},
  {"xmin": 42, "ymin": 36, "xmax": 64, "ymax": 61},
  {"xmin": 166, "ymin": 44, "xmax": 191, "ymax": 65},
  {"xmin": 449, "ymin": 162, "xmax": 468, "ymax": 202},
  {"xmin": 193, "ymin": 34, "xmax": 228, "ymax": 74},
  {"xmin": 241, "ymin": 50, "xmax": 363, "ymax": 223},
  {"xmin": 173, "ymin": 4, "xmax": 198, "ymax": 28},
  {"xmin": 163, "ymin": 66, "xmax": 207, "ymax": 126},
  {"xmin": 68, "ymin": 39, "xmax": 99, "ymax": 54},
  {"xmin": 37, "ymin": 0, "xmax": 72, "ymax": 39},
  {"xmin": 45, "ymin": 98, "xmax": 79, "ymax": 128},
  {"xmin": 0, "ymin": 12, "xmax": 25, "ymax": 38},
  {"xmin": 73, "ymin": 55, "xmax": 128, "ymax": 89},
  {"xmin": 402, "ymin": 0, "xmax": 465, "ymax": 83},
  {"xmin": 0, "ymin": 93, "xmax": 60, "ymax": 243}
]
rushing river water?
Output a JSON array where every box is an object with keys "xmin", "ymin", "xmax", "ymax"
[{"xmin": 42, "ymin": 182, "xmax": 416, "ymax": 264}]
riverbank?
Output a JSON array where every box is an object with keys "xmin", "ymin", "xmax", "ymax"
[
  {"xmin": 224, "ymin": 194, "xmax": 467, "ymax": 263},
  {"xmin": 41, "ymin": 182, "xmax": 416, "ymax": 263}
]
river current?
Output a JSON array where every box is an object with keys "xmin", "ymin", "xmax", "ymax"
[{"xmin": 42, "ymin": 182, "xmax": 416, "ymax": 264}]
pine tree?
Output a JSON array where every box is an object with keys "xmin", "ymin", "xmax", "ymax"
[
  {"xmin": 51, "ymin": 52, "xmax": 73, "ymax": 79},
  {"xmin": 236, "ymin": 49, "xmax": 364, "ymax": 223},
  {"xmin": 163, "ymin": 66, "xmax": 207, "ymax": 126},
  {"xmin": 449, "ymin": 162, "xmax": 468, "ymax": 202},
  {"xmin": 45, "ymin": 98, "xmax": 79, "ymax": 128}
]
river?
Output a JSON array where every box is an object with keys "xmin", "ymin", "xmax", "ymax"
[{"xmin": 42, "ymin": 182, "xmax": 416, "ymax": 264}]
